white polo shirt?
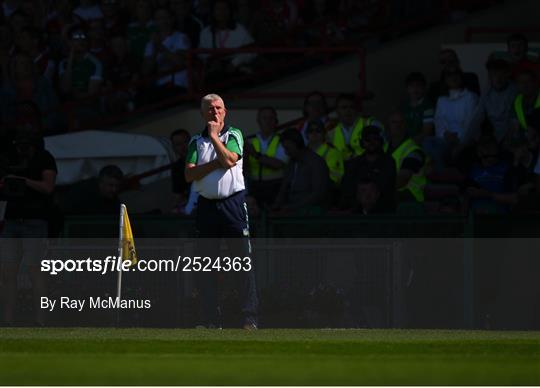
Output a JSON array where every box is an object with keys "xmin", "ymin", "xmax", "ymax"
[{"xmin": 187, "ymin": 125, "xmax": 245, "ymax": 199}]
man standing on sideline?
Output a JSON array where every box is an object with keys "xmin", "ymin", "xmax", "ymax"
[{"xmin": 184, "ymin": 94, "xmax": 258, "ymax": 330}]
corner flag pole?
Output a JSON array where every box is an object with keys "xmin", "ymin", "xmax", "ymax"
[{"xmin": 115, "ymin": 204, "xmax": 126, "ymax": 327}]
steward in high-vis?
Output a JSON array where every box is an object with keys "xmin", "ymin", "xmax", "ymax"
[
  {"xmin": 513, "ymin": 70, "xmax": 540, "ymax": 131},
  {"xmin": 386, "ymin": 111, "xmax": 427, "ymax": 203},
  {"xmin": 328, "ymin": 94, "xmax": 384, "ymax": 160},
  {"xmin": 245, "ymin": 107, "xmax": 288, "ymax": 207},
  {"xmin": 306, "ymin": 120, "xmax": 344, "ymax": 185}
]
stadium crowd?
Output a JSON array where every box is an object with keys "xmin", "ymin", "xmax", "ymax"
[
  {"xmin": 165, "ymin": 34, "xmax": 540, "ymax": 218},
  {"xmin": 0, "ymin": 0, "xmax": 387, "ymax": 131}
]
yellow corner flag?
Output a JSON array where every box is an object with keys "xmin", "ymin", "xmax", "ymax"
[{"xmin": 120, "ymin": 204, "xmax": 138, "ymax": 266}]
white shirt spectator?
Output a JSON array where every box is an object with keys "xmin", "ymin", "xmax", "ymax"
[
  {"xmin": 144, "ymin": 31, "xmax": 190, "ymax": 88},
  {"xmin": 73, "ymin": 4, "xmax": 103, "ymax": 21},
  {"xmin": 435, "ymin": 89, "xmax": 479, "ymax": 141},
  {"xmin": 469, "ymin": 82, "xmax": 517, "ymax": 142},
  {"xmin": 198, "ymin": 23, "xmax": 255, "ymax": 67}
]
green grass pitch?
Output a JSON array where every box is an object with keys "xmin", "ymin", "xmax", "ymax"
[{"xmin": 0, "ymin": 328, "xmax": 539, "ymax": 385}]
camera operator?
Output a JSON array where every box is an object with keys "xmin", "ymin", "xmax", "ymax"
[{"xmin": 0, "ymin": 130, "xmax": 57, "ymax": 326}]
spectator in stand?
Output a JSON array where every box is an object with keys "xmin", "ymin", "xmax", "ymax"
[
  {"xmin": 100, "ymin": 0, "xmax": 127, "ymax": 36},
  {"xmin": 87, "ymin": 19, "xmax": 111, "ymax": 65},
  {"xmin": 8, "ymin": 9, "xmax": 29, "ymax": 36},
  {"xmin": 402, "ymin": 72, "xmax": 435, "ymax": 144},
  {"xmin": 59, "ymin": 26, "xmax": 103, "ymax": 99},
  {"xmin": 490, "ymin": 34, "xmax": 540, "ymax": 78},
  {"xmin": 426, "ymin": 67, "xmax": 478, "ymax": 169},
  {"xmin": 0, "ymin": 53, "xmax": 60, "ymax": 130},
  {"xmin": 126, "ymin": 0, "xmax": 155, "ymax": 66},
  {"xmin": 245, "ymin": 106, "xmax": 288, "ymax": 207},
  {"xmin": 250, "ymin": 0, "xmax": 299, "ymax": 45},
  {"xmin": 198, "ymin": 0, "xmax": 256, "ymax": 77},
  {"xmin": 14, "ymin": 27, "xmax": 56, "ymax": 81},
  {"xmin": 510, "ymin": 70, "xmax": 540, "ymax": 136},
  {"xmin": 386, "ymin": 110, "xmax": 427, "ymax": 204},
  {"xmin": 470, "ymin": 59, "xmax": 517, "ymax": 143},
  {"xmin": 142, "ymin": 7, "xmax": 190, "ymax": 95},
  {"xmin": 44, "ymin": 0, "xmax": 79, "ymax": 54},
  {"xmin": 300, "ymin": 0, "xmax": 343, "ymax": 46},
  {"xmin": 64, "ymin": 164, "xmax": 123, "ymax": 215},
  {"xmin": 298, "ymin": 91, "xmax": 330, "ymax": 144},
  {"xmin": 170, "ymin": 0, "xmax": 203, "ymax": 48},
  {"xmin": 466, "ymin": 136, "xmax": 516, "ymax": 214},
  {"xmin": 0, "ymin": 129, "xmax": 57, "ymax": 326},
  {"xmin": 328, "ymin": 93, "xmax": 383, "ymax": 161},
  {"xmin": 340, "ymin": 125, "xmax": 396, "ymax": 212},
  {"xmin": 510, "ymin": 111, "xmax": 540, "ymax": 202},
  {"xmin": 353, "ymin": 178, "xmax": 385, "ymax": 215},
  {"xmin": 169, "ymin": 128, "xmax": 192, "ymax": 213},
  {"xmin": 306, "ymin": 119, "xmax": 344, "ymax": 186},
  {"xmin": 273, "ymin": 128, "xmax": 329, "ymax": 214},
  {"xmin": 73, "ymin": 0, "xmax": 104, "ymax": 22},
  {"xmin": 18, "ymin": 0, "xmax": 43, "ymax": 28},
  {"xmin": 428, "ymin": 48, "xmax": 480, "ymax": 102},
  {"xmin": 103, "ymin": 34, "xmax": 139, "ymax": 113}
]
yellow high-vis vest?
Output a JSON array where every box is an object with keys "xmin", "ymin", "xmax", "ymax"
[
  {"xmin": 330, "ymin": 117, "xmax": 375, "ymax": 160},
  {"xmin": 514, "ymin": 92, "xmax": 540, "ymax": 130},
  {"xmin": 391, "ymin": 138, "xmax": 427, "ymax": 202},
  {"xmin": 248, "ymin": 135, "xmax": 283, "ymax": 181},
  {"xmin": 315, "ymin": 143, "xmax": 344, "ymax": 184}
]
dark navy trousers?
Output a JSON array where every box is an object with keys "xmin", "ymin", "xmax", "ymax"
[{"xmin": 195, "ymin": 190, "xmax": 258, "ymax": 326}]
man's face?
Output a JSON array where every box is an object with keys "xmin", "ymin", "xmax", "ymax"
[
  {"xmin": 407, "ymin": 81, "xmax": 426, "ymax": 101},
  {"xmin": 135, "ymin": 1, "xmax": 150, "ymax": 22},
  {"xmin": 304, "ymin": 95, "xmax": 326, "ymax": 120},
  {"xmin": 257, "ymin": 109, "xmax": 277, "ymax": 133},
  {"xmin": 307, "ymin": 127, "xmax": 324, "ymax": 146},
  {"xmin": 508, "ymin": 40, "xmax": 526, "ymax": 60},
  {"xmin": 336, "ymin": 99, "xmax": 356, "ymax": 124},
  {"xmin": 356, "ymin": 182, "xmax": 379, "ymax": 209},
  {"xmin": 16, "ymin": 30, "xmax": 34, "ymax": 53},
  {"xmin": 172, "ymin": 133, "xmax": 190, "ymax": 158},
  {"xmin": 282, "ymin": 139, "xmax": 299, "ymax": 159},
  {"xmin": 445, "ymin": 72, "xmax": 462, "ymax": 90},
  {"xmin": 488, "ymin": 69, "xmax": 509, "ymax": 91},
  {"xmin": 99, "ymin": 176, "xmax": 121, "ymax": 199},
  {"xmin": 439, "ymin": 51, "xmax": 459, "ymax": 70},
  {"xmin": 362, "ymin": 132, "xmax": 383, "ymax": 154},
  {"xmin": 70, "ymin": 31, "xmax": 88, "ymax": 53},
  {"xmin": 477, "ymin": 143, "xmax": 500, "ymax": 168},
  {"xmin": 202, "ymin": 98, "xmax": 227, "ymax": 124}
]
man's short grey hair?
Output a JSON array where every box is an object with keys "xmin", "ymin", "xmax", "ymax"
[{"xmin": 201, "ymin": 93, "xmax": 224, "ymax": 110}]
